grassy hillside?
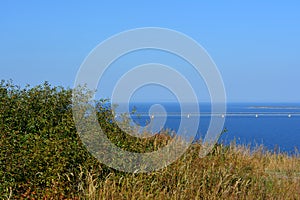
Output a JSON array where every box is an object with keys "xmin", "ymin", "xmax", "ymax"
[{"xmin": 0, "ymin": 80, "xmax": 299, "ymax": 199}]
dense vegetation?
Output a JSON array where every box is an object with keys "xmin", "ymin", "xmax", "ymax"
[{"xmin": 0, "ymin": 80, "xmax": 299, "ymax": 199}]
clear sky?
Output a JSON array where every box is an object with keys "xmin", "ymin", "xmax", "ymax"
[{"xmin": 1, "ymin": 1, "xmax": 300, "ymax": 103}]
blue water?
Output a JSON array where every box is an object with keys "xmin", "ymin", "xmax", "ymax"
[
  {"xmin": 122, "ymin": 102, "xmax": 300, "ymax": 154},
  {"xmin": 223, "ymin": 103, "xmax": 300, "ymax": 153}
]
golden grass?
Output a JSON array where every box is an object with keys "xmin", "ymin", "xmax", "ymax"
[{"xmin": 78, "ymin": 143, "xmax": 300, "ymax": 200}]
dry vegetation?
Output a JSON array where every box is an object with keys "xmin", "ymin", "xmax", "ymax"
[{"xmin": 78, "ymin": 143, "xmax": 300, "ymax": 200}]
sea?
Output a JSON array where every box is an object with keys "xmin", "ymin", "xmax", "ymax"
[{"xmin": 115, "ymin": 102, "xmax": 300, "ymax": 154}]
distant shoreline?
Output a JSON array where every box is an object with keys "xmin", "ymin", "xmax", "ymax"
[{"xmin": 248, "ymin": 106, "xmax": 300, "ymax": 109}]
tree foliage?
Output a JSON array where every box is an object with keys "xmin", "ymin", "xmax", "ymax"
[{"xmin": 0, "ymin": 80, "xmax": 172, "ymax": 199}]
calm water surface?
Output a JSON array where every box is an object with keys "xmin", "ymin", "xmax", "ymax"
[{"xmin": 116, "ymin": 103, "xmax": 300, "ymax": 154}]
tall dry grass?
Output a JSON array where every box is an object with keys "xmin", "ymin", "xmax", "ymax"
[{"xmin": 78, "ymin": 143, "xmax": 300, "ymax": 200}]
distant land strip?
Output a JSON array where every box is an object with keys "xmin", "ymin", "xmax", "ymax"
[{"xmin": 248, "ymin": 106, "xmax": 300, "ymax": 109}]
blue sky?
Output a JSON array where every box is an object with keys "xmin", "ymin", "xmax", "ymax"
[{"xmin": 1, "ymin": 1, "xmax": 300, "ymax": 102}]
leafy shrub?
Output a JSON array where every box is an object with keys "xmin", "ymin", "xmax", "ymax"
[
  {"xmin": 0, "ymin": 80, "xmax": 172, "ymax": 199},
  {"xmin": 0, "ymin": 81, "xmax": 104, "ymax": 198}
]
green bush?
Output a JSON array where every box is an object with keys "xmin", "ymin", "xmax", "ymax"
[
  {"xmin": 0, "ymin": 81, "xmax": 105, "ymax": 198},
  {"xmin": 0, "ymin": 80, "xmax": 172, "ymax": 199}
]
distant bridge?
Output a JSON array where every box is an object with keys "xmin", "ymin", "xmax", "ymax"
[{"xmin": 116, "ymin": 112, "xmax": 300, "ymax": 118}]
